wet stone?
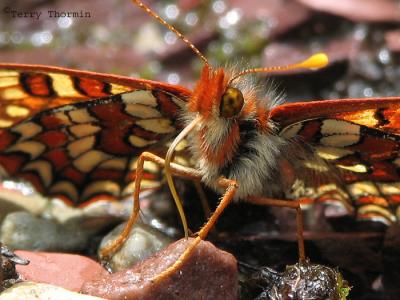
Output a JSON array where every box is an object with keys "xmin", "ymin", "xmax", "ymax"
[
  {"xmin": 14, "ymin": 251, "xmax": 108, "ymax": 292},
  {"xmin": 99, "ymin": 221, "xmax": 172, "ymax": 272},
  {"xmin": 244, "ymin": 260, "xmax": 350, "ymax": 299},
  {"xmin": 0, "ymin": 211, "xmax": 92, "ymax": 251},
  {"xmin": 0, "ymin": 245, "xmax": 29, "ymax": 292},
  {"xmin": 82, "ymin": 237, "xmax": 238, "ymax": 300},
  {"xmin": 0, "ymin": 282, "xmax": 106, "ymax": 300}
]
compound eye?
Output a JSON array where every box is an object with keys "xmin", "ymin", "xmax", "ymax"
[{"xmin": 220, "ymin": 87, "xmax": 244, "ymax": 118}]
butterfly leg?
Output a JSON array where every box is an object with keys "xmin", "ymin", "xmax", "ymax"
[
  {"xmin": 247, "ymin": 196, "xmax": 305, "ymax": 263},
  {"xmin": 151, "ymin": 177, "xmax": 238, "ymax": 283},
  {"xmin": 99, "ymin": 151, "xmax": 202, "ymax": 259}
]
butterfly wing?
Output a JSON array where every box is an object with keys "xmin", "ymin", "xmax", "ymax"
[
  {"xmin": 0, "ymin": 64, "xmax": 191, "ymax": 206},
  {"xmin": 271, "ymin": 97, "xmax": 400, "ymax": 224}
]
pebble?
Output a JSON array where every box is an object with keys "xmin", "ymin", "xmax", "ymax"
[
  {"xmin": 82, "ymin": 237, "xmax": 238, "ymax": 300},
  {"xmin": 14, "ymin": 250, "xmax": 108, "ymax": 292},
  {"xmin": 98, "ymin": 221, "xmax": 172, "ymax": 272},
  {"xmin": 0, "ymin": 282, "xmax": 106, "ymax": 300},
  {"xmin": 0, "ymin": 197, "xmax": 129, "ymax": 252},
  {"xmin": 0, "ymin": 212, "xmax": 92, "ymax": 251},
  {"xmin": 0, "ymin": 182, "xmax": 48, "ymax": 224}
]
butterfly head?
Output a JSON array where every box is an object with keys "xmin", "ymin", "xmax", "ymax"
[{"xmin": 188, "ymin": 65, "xmax": 258, "ymax": 123}]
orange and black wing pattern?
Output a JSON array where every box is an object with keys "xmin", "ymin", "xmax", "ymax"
[
  {"xmin": 272, "ymin": 98, "xmax": 400, "ymax": 224},
  {"xmin": 0, "ymin": 64, "xmax": 191, "ymax": 206}
]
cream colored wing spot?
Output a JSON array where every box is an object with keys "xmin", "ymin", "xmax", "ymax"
[
  {"xmin": 121, "ymin": 90, "xmax": 157, "ymax": 106},
  {"xmin": 0, "ymin": 70, "xmax": 18, "ymax": 77},
  {"xmin": 52, "ymin": 111, "xmax": 72, "ymax": 126},
  {"xmin": 136, "ymin": 119, "xmax": 175, "ymax": 134},
  {"xmin": 348, "ymin": 181, "xmax": 379, "ymax": 197},
  {"xmin": 0, "ymin": 76, "xmax": 18, "ymax": 88},
  {"xmin": 111, "ymin": 84, "xmax": 133, "ymax": 94},
  {"xmin": 69, "ymin": 108, "xmax": 97, "ymax": 123},
  {"xmin": 321, "ymin": 119, "xmax": 360, "ymax": 135},
  {"xmin": 23, "ymin": 160, "xmax": 52, "ymax": 187},
  {"xmin": 73, "ymin": 150, "xmax": 111, "ymax": 173},
  {"xmin": 378, "ymin": 182, "xmax": 400, "ymax": 195},
  {"xmin": 1, "ymin": 87, "xmax": 28, "ymax": 100},
  {"xmin": 69, "ymin": 124, "xmax": 101, "ymax": 138},
  {"xmin": 280, "ymin": 123, "xmax": 302, "ymax": 139},
  {"xmin": 11, "ymin": 122, "xmax": 42, "ymax": 140},
  {"xmin": 82, "ymin": 180, "xmax": 120, "ymax": 200},
  {"xmin": 68, "ymin": 136, "xmax": 96, "ymax": 158},
  {"xmin": 358, "ymin": 205, "xmax": 396, "ymax": 224},
  {"xmin": 6, "ymin": 141, "xmax": 46, "ymax": 159},
  {"xmin": 128, "ymin": 135, "xmax": 157, "ymax": 148},
  {"xmin": 336, "ymin": 163, "xmax": 368, "ymax": 173},
  {"xmin": 320, "ymin": 134, "xmax": 360, "ymax": 147},
  {"xmin": 49, "ymin": 181, "xmax": 79, "ymax": 201},
  {"xmin": 303, "ymin": 161, "xmax": 329, "ymax": 172},
  {"xmin": 122, "ymin": 179, "xmax": 161, "ymax": 196},
  {"xmin": 129, "ymin": 157, "xmax": 159, "ymax": 173},
  {"xmin": 0, "ymin": 119, "xmax": 14, "ymax": 128},
  {"xmin": 99, "ymin": 158, "xmax": 127, "ymax": 170},
  {"xmin": 124, "ymin": 103, "xmax": 162, "ymax": 118},
  {"xmin": 315, "ymin": 146, "xmax": 353, "ymax": 160},
  {"xmin": 50, "ymin": 73, "xmax": 80, "ymax": 98},
  {"xmin": 6, "ymin": 105, "xmax": 30, "ymax": 118}
]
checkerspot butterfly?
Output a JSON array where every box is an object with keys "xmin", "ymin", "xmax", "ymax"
[{"xmin": 1, "ymin": 0, "xmax": 400, "ymax": 264}]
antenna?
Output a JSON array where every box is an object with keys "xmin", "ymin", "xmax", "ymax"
[
  {"xmin": 132, "ymin": 0, "xmax": 210, "ymax": 67},
  {"xmin": 229, "ymin": 53, "xmax": 329, "ymax": 83}
]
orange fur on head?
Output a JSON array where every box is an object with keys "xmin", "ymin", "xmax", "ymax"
[{"xmin": 188, "ymin": 65, "xmax": 228, "ymax": 118}]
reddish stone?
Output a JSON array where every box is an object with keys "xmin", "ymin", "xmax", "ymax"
[
  {"xmin": 296, "ymin": 0, "xmax": 400, "ymax": 22},
  {"xmin": 385, "ymin": 30, "xmax": 400, "ymax": 52},
  {"xmin": 15, "ymin": 251, "xmax": 108, "ymax": 292},
  {"xmin": 81, "ymin": 238, "xmax": 238, "ymax": 300}
]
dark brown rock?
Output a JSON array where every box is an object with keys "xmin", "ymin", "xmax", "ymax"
[
  {"xmin": 82, "ymin": 238, "xmax": 238, "ymax": 300},
  {"xmin": 15, "ymin": 251, "xmax": 108, "ymax": 292}
]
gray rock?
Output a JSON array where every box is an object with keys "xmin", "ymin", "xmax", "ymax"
[
  {"xmin": 99, "ymin": 222, "xmax": 172, "ymax": 272},
  {"xmin": 0, "ymin": 212, "xmax": 92, "ymax": 251}
]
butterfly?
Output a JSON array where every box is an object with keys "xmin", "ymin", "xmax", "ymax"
[{"xmin": 1, "ymin": 0, "xmax": 400, "ymax": 266}]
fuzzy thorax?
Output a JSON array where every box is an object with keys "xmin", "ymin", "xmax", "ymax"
[{"xmin": 184, "ymin": 65, "xmax": 287, "ymax": 200}]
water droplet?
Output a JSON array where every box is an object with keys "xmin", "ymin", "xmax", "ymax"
[
  {"xmin": 212, "ymin": 0, "xmax": 226, "ymax": 14},
  {"xmin": 363, "ymin": 87, "xmax": 373, "ymax": 97},
  {"xmin": 57, "ymin": 17, "xmax": 73, "ymax": 29},
  {"xmin": 353, "ymin": 24, "xmax": 368, "ymax": 41},
  {"xmin": 31, "ymin": 31, "xmax": 53, "ymax": 46},
  {"xmin": 10, "ymin": 31, "xmax": 23, "ymax": 44},
  {"xmin": 377, "ymin": 48, "xmax": 391, "ymax": 64},
  {"xmin": 225, "ymin": 9, "xmax": 241, "ymax": 25},
  {"xmin": 218, "ymin": 9, "xmax": 242, "ymax": 29},
  {"xmin": 185, "ymin": 12, "xmax": 198, "ymax": 26},
  {"xmin": 222, "ymin": 42, "xmax": 233, "ymax": 55},
  {"xmin": 167, "ymin": 73, "xmax": 180, "ymax": 84},
  {"xmin": 164, "ymin": 31, "xmax": 177, "ymax": 45},
  {"xmin": 165, "ymin": 4, "xmax": 179, "ymax": 20}
]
